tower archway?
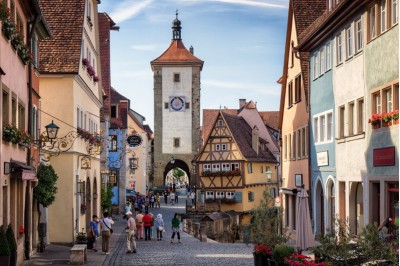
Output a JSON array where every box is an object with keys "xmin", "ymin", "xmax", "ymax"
[{"xmin": 164, "ymin": 159, "xmax": 190, "ymax": 190}]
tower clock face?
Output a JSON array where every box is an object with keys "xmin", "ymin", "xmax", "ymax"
[{"xmin": 170, "ymin": 96, "xmax": 185, "ymax": 111}]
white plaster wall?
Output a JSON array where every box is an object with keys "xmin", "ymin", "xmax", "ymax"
[
  {"xmin": 333, "ymin": 30, "xmax": 367, "ymax": 182},
  {"xmin": 162, "ymin": 67, "xmax": 192, "ymax": 154}
]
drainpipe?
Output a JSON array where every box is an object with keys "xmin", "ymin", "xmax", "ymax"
[{"xmin": 25, "ymin": 13, "xmax": 40, "ymax": 261}]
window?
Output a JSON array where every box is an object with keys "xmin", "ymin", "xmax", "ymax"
[
  {"xmin": 226, "ymin": 192, "xmax": 235, "ymax": 199},
  {"xmin": 297, "ymin": 129, "xmax": 301, "ymax": 159},
  {"xmin": 383, "ymin": 87, "xmax": 393, "ymax": 112},
  {"xmin": 288, "ymin": 81, "xmax": 293, "ymax": 107},
  {"xmin": 328, "ymin": 0, "xmax": 333, "ymax": 10},
  {"xmin": 260, "ymin": 166, "xmax": 263, "ymax": 173},
  {"xmin": 313, "ymin": 53, "xmax": 319, "ymax": 79},
  {"xmin": 215, "ymin": 144, "xmax": 220, "ymax": 151},
  {"xmin": 370, "ymin": 5, "xmax": 376, "ymax": 39},
  {"xmin": 348, "ymin": 102, "xmax": 355, "ymax": 136},
  {"xmin": 392, "ymin": 0, "xmax": 398, "ymax": 25},
  {"xmin": 327, "ymin": 113, "xmax": 333, "ymax": 141},
  {"xmin": 231, "ymin": 163, "xmax": 239, "ymax": 171},
  {"xmin": 355, "ymin": 18, "xmax": 363, "ymax": 52},
  {"xmin": 32, "ymin": 34, "xmax": 38, "ymax": 67},
  {"xmin": 222, "ymin": 163, "xmax": 230, "ymax": 171},
  {"xmin": 295, "ymin": 75, "xmax": 301, "ymax": 102},
  {"xmin": 221, "ymin": 144, "xmax": 227, "ymax": 150},
  {"xmin": 216, "ymin": 191, "xmax": 224, "ymax": 199},
  {"xmin": 217, "ymin": 119, "xmax": 224, "ymax": 126},
  {"xmin": 314, "ymin": 110, "xmax": 334, "ymax": 144},
  {"xmin": 301, "ymin": 128, "xmax": 306, "ymax": 157},
  {"xmin": 288, "ymin": 134, "xmax": 292, "ymax": 159},
  {"xmin": 269, "ymin": 188, "xmax": 276, "ymax": 198},
  {"xmin": 285, "ymin": 194, "xmax": 289, "ymax": 226},
  {"xmin": 326, "ymin": 42, "xmax": 331, "ymax": 70},
  {"xmin": 3, "ymin": 91, "xmax": 9, "ymax": 124},
  {"xmin": 164, "ymin": 102, "xmax": 169, "ymax": 109},
  {"xmin": 77, "ymin": 107, "xmax": 80, "ymax": 127},
  {"xmin": 357, "ymin": 98, "xmax": 365, "ymax": 134},
  {"xmin": 284, "ymin": 135, "xmax": 287, "ymax": 160},
  {"xmin": 372, "ymin": 92, "xmax": 381, "ymax": 114},
  {"xmin": 84, "ymin": 113, "xmax": 86, "ymax": 130},
  {"xmin": 12, "ymin": 98, "xmax": 16, "ymax": 126},
  {"xmin": 10, "ymin": 1, "xmax": 15, "ymax": 22},
  {"xmin": 87, "ymin": 0, "xmax": 91, "ymax": 19},
  {"xmin": 173, "ymin": 138, "xmax": 180, "ymax": 148},
  {"xmin": 185, "ymin": 102, "xmax": 190, "ymax": 109},
  {"xmin": 292, "ymin": 195, "xmax": 297, "ymax": 230},
  {"xmin": 203, "ymin": 164, "xmax": 211, "ymax": 172},
  {"xmin": 173, "ymin": 73, "xmax": 180, "ymax": 82},
  {"xmin": 212, "ymin": 164, "xmax": 220, "ymax": 172},
  {"xmin": 320, "ymin": 47, "xmax": 325, "ymax": 74},
  {"xmin": 247, "ymin": 163, "xmax": 253, "ymax": 173},
  {"xmin": 110, "ymin": 135, "xmax": 117, "ymax": 151},
  {"xmin": 206, "ymin": 191, "xmax": 214, "ymax": 199},
  {"xmin": 248, "ymin": 191, "xmax": 254, "ymax": 202},
  {"xmin": 18, "ymin": 103, "xmax": 25, "ymax": 131},
  {"xmin": 339, "ymin": 105, "xmax": 345, "ymax": 138},
  {"xmin": 292, "ymin": 131, "xmax": 296, "ymax": 160},
  {"xmin": 380, "ymin": 0, "xmax": 387, "ymax": 33},
  {"xmin": 111, "ymin": 105, "xmax": 117, "ymax": 118},
  {"xmin": 336, "ymin": 33, "xmax": 343, "ymax": 64},
  {"xmin": 345, "ymin": 26, "xmax": 353, "ymax": 58}
]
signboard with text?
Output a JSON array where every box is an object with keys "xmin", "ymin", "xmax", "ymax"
[{"xmin": 127, "ymin": 134, "xmax": 143, "ymax": 147}]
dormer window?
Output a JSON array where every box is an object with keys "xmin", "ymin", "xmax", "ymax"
[{"xmin": 217, "ymin": 120, "xmax": 224, "ymax": 126}]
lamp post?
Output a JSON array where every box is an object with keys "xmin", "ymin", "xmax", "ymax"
[{"xmin": 45, "ymin": 120, "xmax": 60, "ymax": 141}]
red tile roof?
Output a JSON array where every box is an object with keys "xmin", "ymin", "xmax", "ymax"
[
  {"xmin": 259, "ymin": 111, "xmax": 279, "ymax": 131},
  {"xmin": 38, "ymin": 0, "xmax": 85, "ymax": 74},
  {"xmin": 202, "ymin": 109, "xmax": 237, "ymax": 142},
  {"xmin": 151, "ymin": 40, "xmax": 204, "ymax": 69}
]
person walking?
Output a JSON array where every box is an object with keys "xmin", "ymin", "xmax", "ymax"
[
  {"xmin": 89, "ymin": 215, "xmax": 99, "ymax": 252},
  {"xmin": 154, "ymin": 213, "xmax": 164, "ymax": 241},
  {"xmin": 135, "ymin": 210, "xmax": 144, "ymax": 240},
  {"xmin": 149, "ymin": 212, "xmax": 155, "ymax": 239},
  {"xmin": 171, "ymin": 213, "xmax": 181, "ymax": 243},
  {"xmin": 143, "ymin": 210, "xmax": 152, "ymax": 241},
  {"xmin": 101, "ymin": 212, "xmax": 114, "ymax": 254},
  {"xmin": 144, "ymin": 196, "xmax": 150, "ymax": 212},
  {"xmin": 170, "ymin": 191, "xmax": 175, "ymax": 205},
  {"xmin": 163, "ymin": 190, "xmax": 168, "ymax": 205},
  {"xmin": 150, "ymin": 194, "xmax": 155, "ymax": 208},
  {"xmin": 155, "ymin": 193, "xmax": 161, "ymax": 208},
  {"xmin": 175, "ymin": 192, "xmax": 179, "ymax": 203},
  {"xmin": 125, "ymin": 211, "xmax": 137, "ymax": 253}
]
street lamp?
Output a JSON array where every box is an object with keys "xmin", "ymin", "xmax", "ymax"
[
  {"xmin": 45, "ymin": 120, "xmax": 59, "ymax": 141},
  {"xmin": 266, "ymin": 169, "xmax": 272, "ymax": 182}
]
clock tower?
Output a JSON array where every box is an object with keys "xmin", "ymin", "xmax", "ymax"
[{"xmin": 151, "ymin": 12, "xmax": 204, "ymax": 187}]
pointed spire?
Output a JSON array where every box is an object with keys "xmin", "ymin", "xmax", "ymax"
[{"xmin": 172, "ymin": 10, "xmax": 182, "ymax": 40}]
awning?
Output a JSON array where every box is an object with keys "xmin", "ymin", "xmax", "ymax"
[{"xmin": 22, "ymin": 170, "xmax": 36, "ymax": 180}]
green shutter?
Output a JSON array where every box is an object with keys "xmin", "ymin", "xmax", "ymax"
[{"xmin": 235, "ymin": 192, "xmax": 242, "ymax": 203}]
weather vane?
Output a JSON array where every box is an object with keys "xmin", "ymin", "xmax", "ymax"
[{"xmin": 176, "ymin": 9, "xmax": 178, "ymax": 18}]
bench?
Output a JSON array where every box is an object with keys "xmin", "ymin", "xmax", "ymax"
[{"xmin": 70, "ymin": 244, "xmax": 87, "ymax": 265}]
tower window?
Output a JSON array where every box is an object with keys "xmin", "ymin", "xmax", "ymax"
[
  {"xmin": 174, "ymin": 73, "xmax": 180, "ymax": 82},
  {"xmin": 164, "ymin": 102, "xmax": 169, "ymax": 109},
  {"xmin": 185, "ymin": 102, "xmax": 190, "ymax": 109},
  {"xmin": 173, "ymin": 138, "xmax": 180, "ymax": 147}
]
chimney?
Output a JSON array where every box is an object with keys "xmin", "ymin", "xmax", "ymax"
[
  {"xmin": 239, "ymin": 99, "xmax": 246, "ymax": 108},
  {"xmin": 252, "ymin": 126, "xmax": 259, "ymax": 154},
  {"xmin": 190, "ymin": 45, "xmax": 194, "ymax": 54}
]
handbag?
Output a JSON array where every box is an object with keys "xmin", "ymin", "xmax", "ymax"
[
  {"xmin": 102, "ymin": 219, "xmax": 113, "ymax": 234},
  {"xmin": 158, "ymin": 226, "xmax": 164, "ymax": 231}
]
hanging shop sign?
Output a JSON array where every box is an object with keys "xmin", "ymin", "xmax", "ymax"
[{"xmin": 127, "ymin": 134, "xmax": 143, "ymax": 147}]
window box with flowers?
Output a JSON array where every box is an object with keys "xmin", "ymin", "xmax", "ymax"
[
  {"xmin": 2, "ymin": 19, "xmax": 15, "ymax": 40},
  {"xmin": 391, "ymin": 110, "xmax": 399, "ymax": 124},
  {"xmin": 3, "ymin": 123, "xmax": 20, "ymax": 144},
  {"xmin": 82, "ymin": 58, "xmax": 89, "ymax": 68},
  {"xmin": 221, "ymin": 197, "xmax": 236, "ymax": 204},
  {"xmin": 382, "ymin": 112, "xmax": 393, "ymax": 127},
  {"xmin": 368, "ymin": 113, "xmax": 382, "ymax": 129}
]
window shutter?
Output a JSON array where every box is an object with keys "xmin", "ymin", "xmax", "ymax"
[{"xmin": 235, "ymin": 192, "xmax": 242, "ymax": 203}]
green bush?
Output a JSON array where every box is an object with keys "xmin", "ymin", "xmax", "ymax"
[
  {"xmin": 101, "ymin": 184, "xmax": 113, "ymax": 212},
  {"xmin": 272, "ymin": 244, "xmax": 295, "ymax": 263},
  {"xmin": 0, "ymin": 225, "xmax": 11, "ymax": 256},
  {"xmin": 6, "ymin": 224, "xmax": 16, "ymax": 253},
  {"xmin": 33, "ymin": 164, "xmax": 59, "ymax": 207}
]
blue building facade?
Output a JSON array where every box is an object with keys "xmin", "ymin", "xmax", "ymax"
[{"xmin": 309, "ymin": 37, "xmax": 336, "ymax": 236}]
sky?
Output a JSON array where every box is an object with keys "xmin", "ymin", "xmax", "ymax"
[{"xmin": 98, "ymin": 0, "xmax": 289, "ymax": 129}]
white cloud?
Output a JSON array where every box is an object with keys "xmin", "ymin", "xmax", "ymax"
[
  {"xmin": 131, "ymin": 44, "xmax": 159, "ymax": 51},
  {"xmin": 110, "ymin": 0, "xmax": 154, "ymax": 23},
  {"xmin": 203, "ymin": 79, "xmax": 280, "ymax": 96}
]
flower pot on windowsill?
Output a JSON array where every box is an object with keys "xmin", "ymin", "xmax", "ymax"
[
  {"xmin": 382, "ymin": 121, "xmax": 392, "ymax": 127},
  {"xmin": 393, "ymin": 119, "xmax": 399, "ymax": 125},
  {"xmin": 372, "ymin": 123, "xmax": 381, "ymax": 129}
]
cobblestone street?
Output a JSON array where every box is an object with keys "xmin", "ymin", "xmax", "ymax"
[{"xmin": 103, "ymin": 199, "xmax": 254, "ymax": 266}]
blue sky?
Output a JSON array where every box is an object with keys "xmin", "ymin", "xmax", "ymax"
[{"xmin": 99, "ymin": 0, "xmax": 288, "ymax": 129}]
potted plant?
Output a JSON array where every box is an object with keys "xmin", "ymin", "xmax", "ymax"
[
  {"xmin": 6, "ymin": 225, "xmax": 16, "ymax": 266},
  {"xmin": 382, "ymin": 112, "xmax": 393, "ymax": 127},
  {"xmin": 76, "ymin": 231, "xmax": 87, "ymax": 244},
  {"xmin": 391, "ymin": 110, "xmax": 399, "ymax": 124},
  {"xmin": 284, "ymin": 253, "xmax": 328, "ymax": 266},
  {"xmin": 253, "ymin": 243, "xmax": 272, "ymax": 266},
  {"xmin": 368, "ymin": 113, "xmax": 382, "ymax": 129},
  {"xmin": 0, "ymin": 225, "xmax": 11, "ymax": 266},
  {"xmin": 270, "ymin": 244, "xmax": 295, "ymax": 265}
]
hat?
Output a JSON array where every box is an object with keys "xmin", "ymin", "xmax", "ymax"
[
  {"xmin": 157, "ymin": 214, "xmax": 162, "ymax": 219},
  {"xmin": 125, "ymin": 211, "xmax": 132, "ymax": 215}
]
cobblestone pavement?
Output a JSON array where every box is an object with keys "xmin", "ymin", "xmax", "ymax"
[{"xmin": 103, "ymin": 198, "xmax": 254, "ymax": 266}]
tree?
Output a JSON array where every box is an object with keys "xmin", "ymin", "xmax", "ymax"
[
  {"xmin": 172, "ymin": 167, "xmax": 185, "ymax": 181},
  {"xmin": 33, "ymin": 164, "xmax": 59, "ymax": 207},
  {"xmin": 249, "ymin": 189, "xmax": 287, "ymax": 247},
  {"xmin": 101, "ymin": 184, "xmax": 114, "ymax": 212}
]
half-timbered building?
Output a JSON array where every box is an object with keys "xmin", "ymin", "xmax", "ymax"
[{"xmin": 195, "ymin": 111, "xmax": 278, "ymax": 224}]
